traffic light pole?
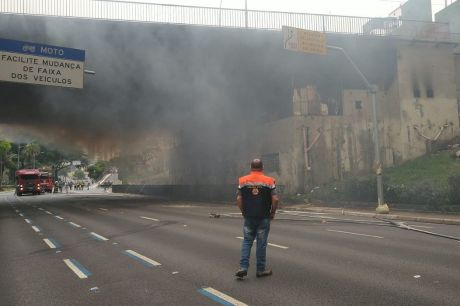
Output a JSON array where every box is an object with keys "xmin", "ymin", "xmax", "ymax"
[{"xmin": 327, "ymin": 45, "xmax": 389, "ymax": 214}]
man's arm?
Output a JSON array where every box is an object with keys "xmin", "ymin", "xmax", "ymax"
[
  {"xmin": 270, "ymin": 194, "xmax": 279, "ymax": 219},
  {"xmin": 237, "ymin": 194, "xmax": 243, "ymax": 213}
]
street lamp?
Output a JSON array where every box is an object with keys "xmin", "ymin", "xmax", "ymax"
[
  {"xmin": 282, "ymin": 26, "xmax": 389, "ymax": 213},
  {"xmin": 327, "ymin": 46, "xmax": 389, "ymax": 214}
]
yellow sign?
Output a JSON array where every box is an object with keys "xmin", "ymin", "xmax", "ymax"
[{"xmin": 282, "ymin": 26, "xmax": 327, "ymax": 56}]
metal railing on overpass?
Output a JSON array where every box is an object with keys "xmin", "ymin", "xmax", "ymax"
[{"xmin": 0, "ymin": 0, "xmax": 457, "ymax": 42}]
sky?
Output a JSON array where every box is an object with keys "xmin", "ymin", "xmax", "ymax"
[{"xmin": 124, "ymin": 0, "xmax": 452, "ymax": 18}]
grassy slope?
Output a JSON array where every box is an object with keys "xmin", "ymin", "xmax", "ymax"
[{"xmin": 384, "ymin": 152, "xmax": 460, "ymax": 189}]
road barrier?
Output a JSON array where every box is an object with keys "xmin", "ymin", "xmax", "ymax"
[{"xmin": 113, "ymin": 184, "xmax": 284, "ymax": 202}]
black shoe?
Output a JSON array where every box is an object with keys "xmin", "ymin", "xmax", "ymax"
[
  {"xmin": 235, "ymin": 269, "xmax": 248, "ymax": 278},
  {"xmin": 256, "ymin": 268, "xmax": 272, "ymax": 278}
]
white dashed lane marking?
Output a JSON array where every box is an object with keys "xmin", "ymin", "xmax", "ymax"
[
  {"xmin": 198, "ymin": 287, "xmax": 249, "ymax": 306},
  {"xmin": 63, "ymin": 259, "xmax": 92, "ymax": 279},
  {"xmin": 140, "ymin": 216, "xmax": 160, "ymax": 222},
  {"xmin": 89, "ymin": 232, "xmax": 109, "ymax": 241},
  {"xmin": 326, "ymin": 229, "xmax": 384, "ymax": 239},
  {"xmin": 98, "ymin": 208, "xmax": 108, "ymax": 211},
  {"xmin": 31, "ymin": 226, "xmax": 40, "ymax": 232},
  {"xmin": 55, "ymin": 216, "xmax": 64, "ymax": 220},
  {"xmin": 24, "ymin": 219, "xmax": 32, "ymax": 224},
  {"xmin": 122, "ymin": 250, "xmax": 161, "ymax": 267},
  {"xmin": 43, "ymin": 238, "xmax": 60, "ymax": 249},
  {"xmin": 68, "ymin": 222, "xmax": 81, "ymax": 228},
  {"xmin": 235, "ymin": 237, "xmax": 289, "ymax": 249},
  {"xmin": 45, "ymin": 211, "xmax": 53, "ymax": 215}
]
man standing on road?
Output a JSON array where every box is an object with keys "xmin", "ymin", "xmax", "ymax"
[{"xmin": 236, "ymin": 159, "xmax": 279, "ymax": 278}]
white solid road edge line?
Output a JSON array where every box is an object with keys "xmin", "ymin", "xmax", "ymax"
[
  {"xmin": 32, "ymin": 226, "xmax": 40, "ymax": 232},
  {"xmin": 140, "ymin": 216, "xmax": 160, "ymax": 222},
  {"xmin": 235, "ymin": 237, "xmax": 289, "ymax": 249},
  {"xmin": 43, "ymin": 238, "xmax": 57, "ymax": 249},
  {"xmin": 125, "ymin": 250, "xmax": 161, "ymax": 266},
  {"xmin": 407, "ymin": 224, "xmax": 433, "ymax": 229},
  {"xmin": 201, "ymin": 287, "xmax": 249, "ymax": 306},
  {"xmin": 90, "ymin": 232, "xmax": 109, "ymax": 241},
  {"xmin": 279, "ymin": 210, "xmax": 327, "ymax": 215},
  {"xmin": 63, "ymin": 259, "xmax": 88, "ymax": 279},
  {"xmin": 326, "ymin": 229, "xmax": 384, "ymax": 239}
]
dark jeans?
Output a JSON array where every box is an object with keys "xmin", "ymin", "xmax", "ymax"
[{"xmin": 239, "ymin": 217, "xmax": 270, "ymax": 272}]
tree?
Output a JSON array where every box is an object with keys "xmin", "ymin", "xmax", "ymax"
[
  {"xmin": 24, "ymin": 143, "xmax": 40, "ymax": 168},
  {"xmin": 0, "ymin": 140, "xmax": 12, "ymax": 188},
  {"xmin": 87, "ymin": 161, "xmax": 108, "ymax": 180},
  {"xmin": 36, "ymin": 146, "xmax": 88, "ymax": 181},
  {"xmin": 73, "ymin": 169, "xmax": 86, "ymax": 180}
]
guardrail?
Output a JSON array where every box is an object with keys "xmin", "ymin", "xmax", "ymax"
[{"xmin": 0, "ymin": 0, "xmax": 457, "ymax": 42}]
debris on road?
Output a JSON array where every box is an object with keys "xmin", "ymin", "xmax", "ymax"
[{"xmin": 89, "ymin": 287, "xmax": 100, "ymax": 293}]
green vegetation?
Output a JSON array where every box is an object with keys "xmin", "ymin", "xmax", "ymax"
[
  {"xmin": 23, "ymin": 143, "xmax": 41, "ymax": 168},
  {"xmin": 0, "ymin": 140, "xmax": 12, "ymax": 188},
  {"xmin": 0, "ymin": 139, "xmax": 88, "ymax": 188},
  {"xmin": 310, "ymin": 151, "xmax": 460, "ymax": 210},
  {"xmin": 384, "ymin": 152, "xmax": 460, "ymax": 189},
  {"xmin": 73, "ymin": 169, "xmax": 86, "ymax": 180},
  {"xmin": 87, "ymin": 161, "xmax": 108, "ymax": 180}
]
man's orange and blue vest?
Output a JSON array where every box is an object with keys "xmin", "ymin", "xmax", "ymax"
[{"xmin": 238, "ymin": 171, "xmax": 276, "ymax": 218}]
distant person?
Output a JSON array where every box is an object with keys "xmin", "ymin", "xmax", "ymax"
[
  {"xmin": 235, "ymin": 159, "xmax": 279, "ymax": 279},
  {"xmin": 87, "ymin": 182, "xmax": 90, "ymax": 190},
  {"xmin": 65, "ymin": 183, "xmax": 69, "ymax": 194}
]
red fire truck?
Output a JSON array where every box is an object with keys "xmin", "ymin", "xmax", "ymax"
[
  {"xmin": 15, "ymin": 169, "xmax": 42, "ymax": 196},
  {"xmin": 39, "ymin": 172, "xmax": 54, "ymax": 193}
]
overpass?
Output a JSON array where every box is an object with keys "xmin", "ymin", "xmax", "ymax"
[{"xmin": 0, "ymin": 0, "xmax": 456, "ymax": 40}]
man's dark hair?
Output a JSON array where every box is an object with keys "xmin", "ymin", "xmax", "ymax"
[{"xmin": 251, "ymin": 159, "xmax": 263, "ymax": 170}]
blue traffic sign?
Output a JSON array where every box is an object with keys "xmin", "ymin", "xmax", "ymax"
[{"xmin": 0, "ymin": 38, "xmax": 85, "ymax": 61}]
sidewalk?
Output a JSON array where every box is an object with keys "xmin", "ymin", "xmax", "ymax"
[{"xmin": 284, "ymin": 204, "xmax": 460, "ymax": 226}]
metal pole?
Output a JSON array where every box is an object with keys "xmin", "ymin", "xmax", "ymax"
[
  {"xmin": 327, "ymin": 45, "xmax": 389, "ymax": 213},
  {"xmin": 371, "ymin": 87, "xmax": 385, "ymax": 208},
  {"xmin": 245, "ymin": 0, "xmax": 248, "ymax": 28},
  {"xmin": 219, "ymin": 0, "xmax": 222, "ymax": 26}
]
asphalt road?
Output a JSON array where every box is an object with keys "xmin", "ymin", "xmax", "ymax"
[{"xmin": 1, "ymin": 191, "xmax": 459, "ymax": 306}]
